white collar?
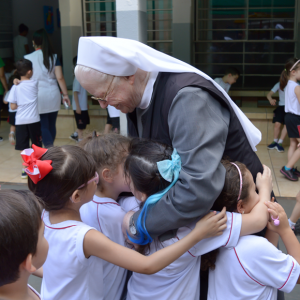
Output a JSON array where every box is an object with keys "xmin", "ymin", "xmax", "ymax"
[
  {"xmin": 92, "ymin": 195, "xmax": 120, "ymax": 205},
  {"xmin": 138, "ymin": 71, "xmax": 159, "ymax": 109}
]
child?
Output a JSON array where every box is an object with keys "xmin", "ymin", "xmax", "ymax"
[
  {"xmin": 267, "ymin": 80, "xmax": 287, "ymax": 152},
  {"xmin": 3, "ymin": 72, "xmax": 20, "ymax": 145},
  {"xmin": 121, "ymin": 139, "xmax": 272, "ymax": 300},
  {"xmin": 7, "ymin": 59, "xmax": 42, "ymax": 179},
  {"xmin": 0, "ymin": 189, "xmax": 49, "ymax": 300},
  {"xmin": 70, "ymin": 56, "xmax": 89, "ymax": 142},
  {"xmin": 23, "ymin": 144, "xmax": 227, "ymax": 300},
  {"xmin": 288, "ymin": 189, "xmax": 300, "ymax": 235},
  {"xmin": 79, "ymin": 132, "xmax": 132, "ymax": 300},
  {"xmin": 206, "ymin": 162, "xmax": 300, "ymax": 299},
  {"xmin": 214, "ymin": 67, "xmax": 240, "ymax": 93},
  {"xmin": 279, "ymin": 58, "xmax": 300, "ymax": 181}
]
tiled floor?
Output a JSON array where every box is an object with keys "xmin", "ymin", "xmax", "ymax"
[{"xmin": 0, "ymin": 121, "xmax": 299, "ymax": 197}]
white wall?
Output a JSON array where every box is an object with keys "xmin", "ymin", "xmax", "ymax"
[{"xmin": 12, "ymin": 0, "xmax": 62, "ymax": 58}]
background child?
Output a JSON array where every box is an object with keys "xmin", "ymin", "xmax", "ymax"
[
  {"xmin": 0, "ymin": 190, "xmax": 48, "ymax": 300},
  {"xmin": 7, "ymin": 59, "xmax": 42, "ymax": 179},
  {"xmin": 3, "ymin": 72, "xmax": 20, "ymax": 145},
  {"xmin": 79, "ymin": 132, "xmax": 131, "ymax": 300},
  {"xmin": 279, "ymin": 58, "xmax": 300, "ymax": 181},
  {"xmin": 25, "ymin": 144, "xmax": 226, "ymax": 300},
  {"xmin": 122, "ymin": 140, "xmax": 272, "ymax": 300},
  {"xmin": 288, "ymin": 189, "xmax": 300, "ymax": 235},
  {"xmin": 70, "ymin": 56, "xmax": 89, "ymax": 142},
  {"xmin": 206, "ymin": 164, "xmax": 300, "ymax": 299},
  {"xmin": 267, "ymin": 80, "xmax": 287, "ymax": 152},
  {"xmin": 214, "ymin": 67, "xmax": 240, "ymax": 93}
]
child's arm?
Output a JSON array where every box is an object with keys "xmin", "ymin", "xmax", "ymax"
[
  {"xmin": 295, "ymin": 85, "xmax": 300, "ymax": 105},
  {"xmin": 266, "ymin": 90, "xmax": 277, "ymax": 106},
  {"xmin": 10, "ymin": 103, "xmax": 17, "ymax": 110},
  {"xmin": 240, "ymin": 165, "xmax": 272, "ymax": 236},
  {"xmin": 32, "ymin": 267, "xmax": 43, "ymax": 278},
  {"xmin": 84, "ymin": 208, "xmax": 227, "ymax": 274},
  {"xmin": 73, "ymin": 91, "xmax": 81, "ymax": 114},
  {"xmin": 265, "ymin": 201, "xmax": 300, "ymax": 283}
]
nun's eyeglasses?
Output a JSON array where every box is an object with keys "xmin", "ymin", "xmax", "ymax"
[{"xmin": 91, "ymin": 76, "xmax": 115, "ymax": 103}]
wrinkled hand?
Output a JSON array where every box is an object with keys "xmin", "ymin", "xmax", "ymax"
[
  {"xmin": 264, "ymin": 201, "xmax": 289, "ymax": 234},
  {"xmin": 256, "ymin": 165, "xmax": 273, "ymax": 193},
  {"xmin": 195, "ymin": 207, "xmax": 227, "ymax": 239}
]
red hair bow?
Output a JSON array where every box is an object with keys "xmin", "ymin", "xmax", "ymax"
[{"xmin": 21, "ymin": 145, "xmax": 53, "ymax": 184}]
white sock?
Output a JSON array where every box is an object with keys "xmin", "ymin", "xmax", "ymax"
[
  {"xmin": 274, "ymin": 139, "xmax": 278, "ymax": 143},
  {"xmin": 288, "ymin": 218, "xmax": 296, "ymax": 229},
  {"xmin": 278, "ymin": 139, "xmax": 283, "ymax": 144},
  {"xmin": 10, "ymin": 131, "xmax": 15, "ymax": 134},
  {"xmin": 74, "ymin": 132, "xmax": 78, "ymax": 137},
  {"xmin": 78, "ymin": 138, "xmax": 82, "ymax": 142}
]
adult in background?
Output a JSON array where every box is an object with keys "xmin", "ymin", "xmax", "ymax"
[
  {"xmin": 75, "ymin": 37, "xmax": 281, "ymax": 299},
  {"xmin": 0, "ymin": 56, "xmax": 8, "ymax": 142},
  {"xmin": 13, "ymin": 24, "xmax": 29, "ymax": 63},
  {"xmin": 24, "ymin": 29, "xmax": 70, "ymax": 147}
]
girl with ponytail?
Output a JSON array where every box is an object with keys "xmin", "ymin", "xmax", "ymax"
[{"xmin": 279, "ymin": 58, "xmax": 300, "ymax": 181}]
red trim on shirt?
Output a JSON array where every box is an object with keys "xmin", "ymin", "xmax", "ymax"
[
  {"xmin": 223, "ymin": 212, "xmax": 233, "ymax": 247},
  {"xmin": 234, "ymin": 248, "xmax": 265, "ymax": 286},
  {"xmin": 92, "ymin": 200, "xmax": 120, "ymax": 206},
  {"xmin": 44, "ymin": 224, "xmax": 77, "ymax": 230},
  {"xmin": 96, "ymin": 204, "xmax": 103, "ymax": 232},
  {"xmin": 279, "ymin": 261, "xmax": 295, "ymax": 290},
  {"xmin": 176, "ymin": 236, "xmax": 196, "ymax": 257}
]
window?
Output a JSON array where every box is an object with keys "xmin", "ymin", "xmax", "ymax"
[
  {"xmin": 83, "ymin": 0, "xmax": 116, "ymax": 37},
  {"xmin": 0, "ymin": 0, "xmax": 13, "ymax": 59},
  {"xmin": 194, "ymin": 0, "xmax": 297, "ymax": 89},
  {"xmin": 147, "ymin": 0, "xmax": 173, "ymax": 55}
]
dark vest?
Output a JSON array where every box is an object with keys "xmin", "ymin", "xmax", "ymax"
[{"xmin": 127, "ymin": 72, "xmax": 263, "ymax": 181}]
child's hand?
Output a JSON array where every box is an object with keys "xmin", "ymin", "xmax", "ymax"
[
  {"xmin": 195, "ymin": 207, "xmax": 227, "ymax": 239},
  {"xmin": 256, "ymin": 165, "xmax": 273, "ymax": 193},
  {"xmin": 269, "ymin": 98, "xmax": 277, "ymax": 106},
  {"xmin": 76, "ymin": 107, "xmax": 82, "ymax": 115},
  {"xmin": 264, "ymin": 201, "xmax": 289, "ymax": 235},
  {"xmin": 13, "ymin": 78, "xmax": 20, "ymax": 85}
]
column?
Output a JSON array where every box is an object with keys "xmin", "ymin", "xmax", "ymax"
[
  {"xmin": 172, "ymin": 0, "xmax": 192, "ymax": 64},
  {"xmin": 58, "ymin": 0, "xmax": 83, "ymax": 87},
  {"xmin": 116, "ymin": 0, "xmax": 147, "ymax": 135}
]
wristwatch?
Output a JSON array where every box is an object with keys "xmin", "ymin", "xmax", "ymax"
[{"xmin": 129, "ymin": 215, "xmax": 137, "ymax": 235}]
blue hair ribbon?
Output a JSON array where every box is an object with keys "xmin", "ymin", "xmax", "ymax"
[{"xmin": 129, "ymin": 149, "xmax": 181, "ymax": 245}]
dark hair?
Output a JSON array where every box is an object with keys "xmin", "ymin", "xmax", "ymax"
[
  {"xmin": 15, "ymin": 58, "xmax": 32, "ymax": 76},
  {"xmin": 79, "ymin": 132, "xmax": 130, "ymax": 191},
  {"xmin": 280, "ymin": 57, "xmax": 300, "ymax": 91},
  {"xmin": 124, "ymin": 139, "xmax": 173, "ymax": 197},
  {"xmin": 0, "ymin": 190, "xmax": 42, "ymax": 286},
  {"xmin": 19, "ymin": 23, "xmax": 28, "ymax": 34},
  {"xmin": 201, "ymin": 160, "xmax": 250, "ymax": 271},
  {"xmin": 73, "ymin": 56, "xmax": 77, "ymax": 66},
  {"xmin": 32, "ymin": 28, "xmax": 55, "ymax": 72},
  {"xmin": 28, "ymin": 145, "xmax": 96, "ymax": 211},
  {"xmin": 8, "ymin": 73, "xmax": 21, "ymax": 90},
  {"xmin": 224, "ymin": 67, "xmax": 240, "ymax": 77}
]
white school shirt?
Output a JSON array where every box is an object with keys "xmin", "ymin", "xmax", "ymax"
[
  {"xmin": 13, "ymin": 35, "xmax": 28, "ymax": 62},
  {"xmin": 4, "ymin": 91, "xmax": 17, "ymax": 113},
  {"xmin": 7, "ymin": 80, "xmax": 40, "ymax": 125},
  {"xmin": 214, "ymin": 78, "xmax": 231, "ymax": 93},
  {"xmin": 271, "ymin": 82, "xmax": 285, "ymax": 106},
  {"xmin": 25, "ymin": 50, "xmax": 61, "ymax": 114},
  {"xmin": 127, "ymin": 212, "xmax": 242, "ymax": 300},
  {"xmin": 118, "ymin": 196, "xmax": 141, "ymax": 212},
  {"xmin": 72, "ymin": 77, "xmax": 88, "ymax": 111},
  {"xmin": 208, "ymin": 235, "xmax": 300, "ymax": 300},
  {"xmin": 80, "ymin": 196, "xmax": 127, "ymax": 300},
  {"xmin": 285, "ymin": 80, "xmax": 300, "ymax": 115},
  {"xmin": 41, "ymin": 210, "xmax": 104, "ymax": 300}
]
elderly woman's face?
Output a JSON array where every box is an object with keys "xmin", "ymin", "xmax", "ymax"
[{"xmin": 77, "ymin": 69, "xmax": 140, "ymax": 114}]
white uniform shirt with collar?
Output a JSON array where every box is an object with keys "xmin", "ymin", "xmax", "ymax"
[
  {"xmin": 285, "ymin": 80, "xmax": 300, "ymax": 115},
  {"xmin": 271, "ymin": 82, "xmax": 285, "ymax": 106},
  {"xmin": 72, "ymin": 77, "xmax": 88, "ymax": 111},
  {"xmin": 41, "ymin": 210, "xmax": 104, "ymax": 300},
  {"xmin": 80, "ymin": 195, "xmax": 127, "ymax": 300},
  {"xmin": 25, "ymin": 50, "xmax": 61, "ymax": 114},
  {"xmin": 208, "ymin": 235, "xmax": 300, "ymax": 300},
  {"xmin": 7, "ymin": 80, "xmax": 40, "ymax": 125},
  {"xmin": 126, "ymin": 212, "xmax": 242, "ymax": 300}
]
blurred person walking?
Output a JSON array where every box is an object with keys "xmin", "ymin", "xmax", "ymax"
[
  {"xmin": 0, "ymin": 56, "xmax": 9, "ymax": 142},
  {"xmin": 13, "ymin": 24, "xmax": 29, "ymax": 62},
  {"xmin": 24, "ymin": 29, "xmax": 70, "ymax": 147}
]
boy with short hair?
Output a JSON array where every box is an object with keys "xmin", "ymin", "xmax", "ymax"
[
  {"xmin": 69, "ymin": 56, "xmax": 90, "ymax": 142},
  {"xmin": 214, "ymin": 67, "xmax": 240, "ymax": 93},
  {"xmin": 0, "ymin": 189, "xmax": 48, "ymax": 300},
  {"xmin": 7, "ymin": 58, "xmax": 42, "ymax": 178}
]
